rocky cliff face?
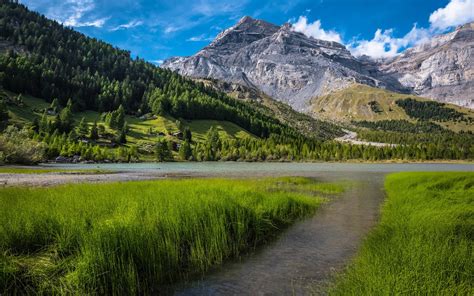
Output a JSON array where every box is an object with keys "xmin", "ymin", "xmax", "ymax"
[
  {"xmin": 163, "ymin": 17, "xmax": 473, "ymax": 110},
  {"xmin": 379, "ymin": 22, "xmax": 474, "ymax": 108},
  {"xmin": 163, "ymin": 16, "xmax": 403, "ymax": 111}
]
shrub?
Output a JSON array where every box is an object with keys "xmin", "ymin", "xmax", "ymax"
[{"xmin": 0, "ymin": 126, "xmax": 46, "ymax": 164}]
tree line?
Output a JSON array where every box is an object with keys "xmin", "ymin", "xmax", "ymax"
[
  {"xmin": 396, "ymin": 98, "xmax": 468, "ymax": 122},
  {"xmin": 0, "ymin": 1, "xmax": 305, "ymax": 141},
  {"xmin": 353, "ymin": 120, "xmax": 446, "ymax": 134}
]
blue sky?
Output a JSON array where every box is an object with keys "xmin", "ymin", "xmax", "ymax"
[{"xmin": 20, "ymin": 0, "xmax": 474, "ymax": 62}]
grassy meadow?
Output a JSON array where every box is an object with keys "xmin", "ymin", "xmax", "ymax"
[
  {"xmin": 311, "ymin": 84, "xmax": 474, "ymax": 132},
  {"xmin": 6, "ymin": 90, "xmax": 255, "ymax": 144},
  {"xmin": 330, "ymin": 172, "xmax": 474, "ymax": 295},
  {"xmin": 0, "ymin": 177, "xmax": 340, "ymax": 294}
]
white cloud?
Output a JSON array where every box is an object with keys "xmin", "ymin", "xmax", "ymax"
[
  {"xmin": 290, "ymin": 15, "xmax": 429, "ymax": 58},
  {"xmin": 349, "ymin": 0, "xmax": 473, "ymax": 58},
  {"xmin": 36, "ymin": 0, "xmax": 109, "ymax": 28},
  {"xmin": 186, "ymin": 34, "xmax": 215, "ymax": 42},
  {"xmin": 349, "ymin": 29, "xmax": 398, "ymax": 59},
  {"xmin": 292, "ymin": 16, "xmax": 342, "ymax": 43},
  {"xmin": 429, "ymin": 0, "xmax": 474, "ymax": 30},
  {"xmin": 164, "ymin": 26, "xmax": 179, "ymax": 34},
  {"xmin": 151, "ymin": 60, "xmax": 164, "ymax": 65},
  {"xmin": 69, "ymin": 17, "xmax": 109, "ymax": 28},
  {"xmin": 349, "ymin": 24, "xmax": 431, "ymax": 59},
  {"xmin": 110, "ymin": 20, "xmax": 143, "ymax": 31}
]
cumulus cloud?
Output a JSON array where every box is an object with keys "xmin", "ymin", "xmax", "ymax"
[
  {"xmin": 349, "ymin": 29, "xmax": 398, "ymax": 59},
  {"xmin": 349, "ymin": 0, "xmax": 472, "ymax": 58},
  {"xmin": 349, "ymin": 24, "xmax": 431, "ymax": 59},
  {"xmin": 429, "ymin": 0, "xmax": 474, "ymax": 30},
  {"xmin": 292, "ymin": 16, "xmax": 342, "ymax": 43},
  {"xmin": 110, "ymin": 20, "xmax": 143, "ymax": 31}
]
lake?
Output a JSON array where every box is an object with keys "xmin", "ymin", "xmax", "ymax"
[{"xmin": 37, "ymin": 162, "xmax": 473, "ymax": 295}]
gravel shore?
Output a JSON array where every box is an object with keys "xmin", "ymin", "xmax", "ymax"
[{"xmin": 0, "ymin": 171, "xmax": 192, "ymax": 187}]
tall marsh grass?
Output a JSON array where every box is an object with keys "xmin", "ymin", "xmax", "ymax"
[
  {"xmin": 330, "ymin": 172, "xmax": 474, "ymax": 295},
  {"xmin": 0, "ymin": 177, "xmax": 334, "ymax": 294}
]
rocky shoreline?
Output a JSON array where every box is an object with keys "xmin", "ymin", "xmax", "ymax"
[{"xmin": 0, "ymin": 171, "xmax": 176, "ymax": 187}]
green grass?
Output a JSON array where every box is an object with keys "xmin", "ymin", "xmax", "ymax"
[
  {"xmin": 311, "ymin": 84, "xmax": 474, "ymax": 132},
  {"xmin": 0, "ymin": 177, "xmax": 341, "ymax": 294},
  {"xmin": 330, "ymin": 172, "xmax": 474, "ymax": 295},
  {"xmin": 187, "ymin": 119, "xmax": 255, "ymax": 141},
  {"xmin": 4, "ymin": 91, "xmax": 254, "ymax": 147}
]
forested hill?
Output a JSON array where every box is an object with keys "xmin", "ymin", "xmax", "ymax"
[{"xmin": 0, "ymin": 0, "xmax": 339, "ymax": 139}]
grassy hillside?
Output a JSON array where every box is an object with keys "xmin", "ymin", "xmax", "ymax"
[
  {"xmin": 3, "ymin": 90, "xmax": 254, "ymax": 147},
  {"xmin": 330, "ymin": 172, "xmax": 473, "ymax": 295},
  {"xmin": 311, "ymin": 84, "xmax": 474, "ymax": 132},
  {"xmin": 0, "ymin": 1, "xmax": 310, "ymax": 144},
  {"xmin": 194, "ymin": 78, "xmax": 344, "ymax": 139}
]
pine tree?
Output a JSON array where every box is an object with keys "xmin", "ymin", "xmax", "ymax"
[
  {"xmin": 52, "ymin": 113, "xmax": 62, "ymax": 132},
  {"xmin": 77, "ymin": 117, "xmax": 89, "ymax": 137},
  {"xmin": 179, "ymin": 141, "xmax": 192, "ymax": 160},
  {"xmin": 67, "ymin": 129, "xmax": 77, "ymax": 142},
  {"xmin": 0, "ymin": 99, "xmax": 8, "ymax": 123},
  {"xmin": 16, "ymin": 94, "xmax": 24, "ymax": 107},
  {"xmin": 155, "ymin": 138, "xmax": 172, "ymax": 161},
  {"xmin": 184, "ymin": 126, "xmax": 192, "ymax": 142},
  {"xmin": 206, "ymin": 126, "xmax": 221, "ymax": 160},
  {"xmin": 97, "ymin": 124, "xmax": 105, "ymax": 137},
  {"xmin": 39, "ymin": 111, "xmax": 48, "ymax": 132},
  {"xmin": 115, "ymin": 125, "xmax": 127, "ymax": 144},
  {"xmin": 50, "ymin": 98, "xmax": 59, "ymax": 113},
  {"xmin": 90, "ymin": 121, "xmax": 99, "ymax": 140},
  {"xmin": 31, "ymin": 117, "xmax": 39, "ymax": 133},
  {"xmin": 115, "ymin": 105, "xmax": 125, "ymax": 129},
  {"xmin": 59, "ymin": 100, "xmax": 74, "ymax": 132}
]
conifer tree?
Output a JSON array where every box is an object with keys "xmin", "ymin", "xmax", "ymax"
[
  {"xmin": 90, "ymin": 121, "xmax": 99, "ymax": 140},
  {"xmin": 77, "ymin": 117, "xmax": 89, "ymax": 137}
]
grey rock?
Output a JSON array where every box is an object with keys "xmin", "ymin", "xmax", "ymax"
[
  {"xmin": 163, "ymin": 17, "xmax": 473, "ymax": 110},
  {"xmin": 55, "ymin": 156, "xmax": 70, "ymax": 163},
  {"xmin": 162, "ymin": 16, "xmax": 404, "ymax": 112},
  {"xmin": 379, "ymin": 22, "xmax": 474, "ymax": 108}
]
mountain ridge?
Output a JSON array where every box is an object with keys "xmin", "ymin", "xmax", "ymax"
[
  {"xmin": 162, "ymin": 16, "xmax": 405, "ymax": 112},
  {"xmin": 379, "ymin": 22, "xmax": 474, "ymax": 108},
  {"xmin": 162, "ymin": 16, "xmax": 473, "ymax": 110}
]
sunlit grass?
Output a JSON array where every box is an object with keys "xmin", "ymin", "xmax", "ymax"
[
  {"xmin": 330, "ymin": 172, "xmax": 474, "ymax": 295},
  {"xmin": 0, "ymin": 177, "xmax": 340, "ymax": 294}
]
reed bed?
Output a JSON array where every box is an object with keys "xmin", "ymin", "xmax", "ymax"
[
  {"xmin": 330, "ymin": 172, "xmax": 473, "ymax": 295},
  {"xmin": 0, "ymin": 177, "xmax": 335, "ymax": 294}
]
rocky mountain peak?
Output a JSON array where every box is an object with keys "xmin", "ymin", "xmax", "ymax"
[
  {"xmin": 162, "ymin": 17, "xmax": 473, "ymax": 110},
  {"xmin": 208, "ymin": 16, "xmax": 278, "ymax": 51},
  {"xmin": 380, "ymin": 23, "xmax": 473, "ymax": 108}
]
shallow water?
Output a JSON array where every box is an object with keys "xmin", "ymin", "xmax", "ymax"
[
  {"xmin": 168, "ymin": 172, "xmax": 385, "ymax": 296},
  {"xmin": 38, "ymin": 162, "xmax": 473, "ymax": 295},
  {"xmin": 41, "ymin": 161, "xmax": 474, "ymax": 176}
]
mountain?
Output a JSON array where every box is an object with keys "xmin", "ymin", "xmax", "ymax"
[
  {"xmin": 162, "ymin": 17, "xmax": 473, "ymax": 110},
  {"xmin": 379, "ymin": 22, "xmax": 474, "ymax": 108},
  {"xmin": 310, "ymin": 84, "xmax": 473, "ymax": 132},
  {"xmin": 193, "ymin": 78, "xmax": 344, "ymax": 138},
  {"xmin": 0, "ymin": 2, "xmax": 325, "ymax": 141},
  {"xmin": 163, "ymin": 16, "xmax": 405, "ymax": 112},
  {"xmin": 1, "ymin": 1, "xmax": 473, "ymax": 164}
]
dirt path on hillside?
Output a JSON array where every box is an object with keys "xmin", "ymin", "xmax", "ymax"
[{"xmin": 335, "ymin": 129, "xmax": 395, "ymax": 147}]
